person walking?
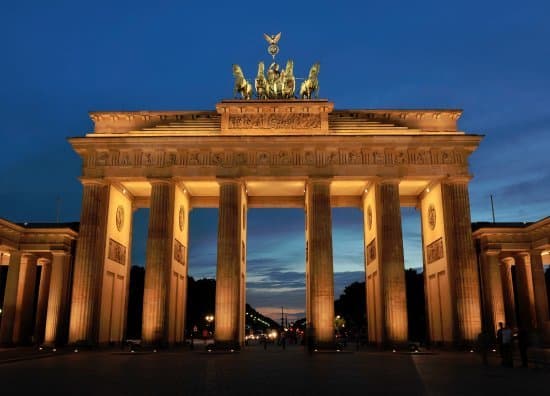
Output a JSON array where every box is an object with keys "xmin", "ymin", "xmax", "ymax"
[
  {"xmin": 501, "ymin": 323, "xmax": 513, "ymax": 367},
  {"xmin": 496, "ymin": 322, "xmax": 504, "ymax": 359}
]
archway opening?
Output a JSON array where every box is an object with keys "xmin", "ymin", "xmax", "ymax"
[{"xmin": 245, "ymin": 208, "xmax": 305, "ymax": 347}]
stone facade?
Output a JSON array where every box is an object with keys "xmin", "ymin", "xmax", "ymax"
[{"xmin": 2, "ymin": 100, "xmax": 547, "ymax": 350}]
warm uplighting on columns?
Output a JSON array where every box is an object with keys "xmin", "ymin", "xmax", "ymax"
[
  {"xmin": 68, "ymin": 179, "xmax": 109, "ymax": 345},
  {"xmin": 499, "ymin": 257, "xmax": 516, "ymax": 329},
  {"xmin": 529, "ymin": 250, "xmax": 550, "ymax": 330},
  {"xmin": 44, "ymin": 252, "xmax": 72, "ymax": 346},
  {"xmin": 440, "ymin": 179, "xmax": 482, "ymax": 344},
  {"xmin": 214, "ymin": 180, "xmax": 247, "ymax": 346},
  {"xmin": 305, "ymin": 179, "xmax": 335, "ymax": 347},
  {"xmin": 514, "ymin": 252, "xmax": 536, "ymax": 330},
  {"xmin": 479, "ymin": 250, "xmax": 505, "ymax": 337}
]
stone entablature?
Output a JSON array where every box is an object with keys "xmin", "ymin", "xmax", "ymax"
[
  {"xmin": 70, "ymin": 135, "xmax": 480, "ymax": 180},
  {"xmin": 472, "ymin": 217, "xmax": 550, "ymax": 254},
  {"xmin": 88, "ymin": 101, "xmax": 464, "ymax": 135},
  {"xmin": 0, "ymin": 218, "xmax": 78, "ymax": 254}
]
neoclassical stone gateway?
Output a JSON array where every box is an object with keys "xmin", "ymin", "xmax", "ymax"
[
  {"xmin": 66, "ymin": 99, "xmax": 485, "ymax": 348},
  {"xmin": 473, "ymin": 219, "xmax": 550, "ymax": 341},
  {"xmin": 0, "ymin": 220, "xmax": 78, "ymax": 346},
  {"xmin": 1, "ymin": 100, "xmax": 548, "ymax": 349}
]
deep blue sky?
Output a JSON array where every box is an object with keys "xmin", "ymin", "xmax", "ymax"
[{"xmin": 1, "ymin": 1, "xmax": 549, "ymax": 320}]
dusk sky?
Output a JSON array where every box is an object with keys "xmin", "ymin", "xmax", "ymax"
[{"xmin": 1, "ymin": 1, "xmax": 549, "ymax": 321}]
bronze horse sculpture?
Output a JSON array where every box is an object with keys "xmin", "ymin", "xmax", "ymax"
[
  {"xmin": 300, "ymin": 62, "xmax": 320, "ymax": 99},
  {"xmin": 232, "ymin": 64, "xmax": 253, "ymax": 100}
]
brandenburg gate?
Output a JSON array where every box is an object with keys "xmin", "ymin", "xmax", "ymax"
[{"xmin": 65, "ymin": 35, "xmax": 485, "ymax": 349}]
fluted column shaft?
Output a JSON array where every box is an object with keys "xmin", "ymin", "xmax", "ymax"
[
  {"xmin": 44, "ymin": 252, "xmax": 72, "ymax": 345},
  {"xmin": 0, "ymin": 251, "xmax": 22, "ymax": 344},
  {"xmin": 378, "ymin": 181, "xmax": 408, "ymax": 344},
  {"xmin": 34, "ymin": 259, "xmax": 52, "ymax": 344},
  {"xmin": 529, "ymin": 250, "xmax": 549, "ymax": 330},
  {"xmin": 69, "ymin": 181, "xmax": 109, "ymax": 344},
  {"xmin": 142, "ymin": 181, "xmax": 174, "ymax": 345},
  {"xmin": 500, "ymin": 257, "xmax": 516, "ymax": 328},
  {"xmin": 12, "ymin": 254, "xmax": 38, "ymax": 344},
  {"xmin": 306, "ymin": 180, "xmax": 335, "ymax": 346},
  {"xmin": 480, "ymin": 252, "xmax": 505, "ymax": 337},
  {"xmin": 215, "ymin": 181, "xmax": 245, "ymax": 344},
  {"xmin": 441, "ymin": 181, "xmax": 482, "ymax": 343},
  {"xmin": 514, "ymin": 253, "xmax": 536, "ymax": 330}
]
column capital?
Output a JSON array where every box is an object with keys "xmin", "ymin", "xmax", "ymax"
[
  {"xmin": 306, "ymin": 177, "xmax": 332, "ymax": 186},
  {"xmin": 21, "ymin": 252, "xmax": 37, "ymax": 260},
  {"xmin": 79, "ymin": 177, "xmax": 108, "ymax": 186},
  {"xmin": 443, "ymin": 175, "xmax": 472, "ymax": 184},
  {"xmin": 216, "ymin": 178, "xmax": 244, "ymax": 186},
  {"xmin": 514, "ymin": 251, "xmax": 530, "ymax": 260},
  {"xmin": 148, "ymin": 178, "xmax": 173, "ymax": 186},
  {"xmin": 500, "ymin": 256, "xmax": 515, "ymax": 266},
  {"xmin": 529, "ymin": 249, "xmax": 544, "ymax": 256},
  {"xmin": 37, "ymin": 257, "xmax": 51, "ymax": 266},
  {"xmin": 50, "ymin": 250, "xmax": 69, "ymax": 258},
  {"xmin": 483, "ymin": 249, "xmax": 501, "ymax": 257}
]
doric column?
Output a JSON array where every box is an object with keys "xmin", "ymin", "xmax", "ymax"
[
  {"xmin": 215, "ymin": 180, "xmax": 246, "ymax": 347},
  {"xmin": 377, "ymin": 181, "xmax": 408, "ymax": 345},
  {"xmin": 34, "ymin": 258, "xmax": 52, "ymax": 344},
  {"xmin": 514, "ymin": 252, "xmax": 536, "ymax": 330},
  {"xmin": 68, "ymin": 180, "xmax": 109, "ymax": 344},
  {"xmin": 142, "ymin": 180, "xmax": 174, "ymax": 346},
  {"xmin": 500, "ymin": 257, "xmax": 516, "ymax": 329},
  {"xmin": 480, "ymin": 251, "xmax": 505, "ymax": 337},
  {"xmin": 305, "ymin": 179, "xmax": 335, "ymax": 347},
  {"xmin": 12, "ymin": 254, "xmax": 38, "ymax": 345},
  {"xmin": 440, "ymin": 180, "xmax": 482, "ymax": 344},
  {"xmin": 44, "ymin": 252, "xmax": 72, "ymax": 346},
  {"xmin": 529, "ymin": 250, "xmax": 549, "ymax": 330},
  {"xmin": 0, "ymin": 251, "xmax": 22, "ymax": 345}
]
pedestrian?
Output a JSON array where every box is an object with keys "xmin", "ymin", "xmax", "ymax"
[
  {"xmin": 517, "ymin": 327, "xmax": 529, "ymax": 368},
  {"xmin": 501, "ymin": 323, "xmax": 513, "ymax": 367},
  {"xmin": 496, "ymin": 322, "xmax": 504, "ymax": 358},
  {"xmin": 281, "ymin": 332, "xmax": 286, "ymax": 350}
]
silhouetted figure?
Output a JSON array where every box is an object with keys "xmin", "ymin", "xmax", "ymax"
[
  {"xmin": 496, "ymin": 322, "xmax": 504, "ymax": 358},
  {"xmin": 517, "ymin": 327, "xmax": 529, "ymax": 368},
  {"xmin": 281, "ymin": 332, "xmax": 286, "ymax": 350},
  {"xmin": 501, "ymin": 324, "xmax": 513, "ymax": 367},
  {"xmin": 477, "ymin": 330, "xmax": 490, "ymax": 366}
]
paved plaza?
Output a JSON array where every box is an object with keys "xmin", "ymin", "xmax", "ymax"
[{"xmin": 0, "ymin": 343, "xmax": 548, "ymax": 395}]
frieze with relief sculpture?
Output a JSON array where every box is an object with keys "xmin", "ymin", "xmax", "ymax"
[{"xmin": 87, "ymin": 147, "xmax": 466, "ymax": 170}]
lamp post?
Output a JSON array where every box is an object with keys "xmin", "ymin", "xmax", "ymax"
[{"xmin": 205, "ymin": 315, "xmax": 214, "ymax": 338}]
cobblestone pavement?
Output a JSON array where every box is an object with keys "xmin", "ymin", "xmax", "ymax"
[{"xmin": 0, "ymin": 343, "xmax": 548, "ymax": 395}]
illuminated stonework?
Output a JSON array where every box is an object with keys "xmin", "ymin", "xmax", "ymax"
[
  {"xmin": 63, "ymin": 98, "xmax": 488, "ymax": 348},
  {"xmin": 2, "ymin": 102, "xmax": 548, "ymax": 350}
]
